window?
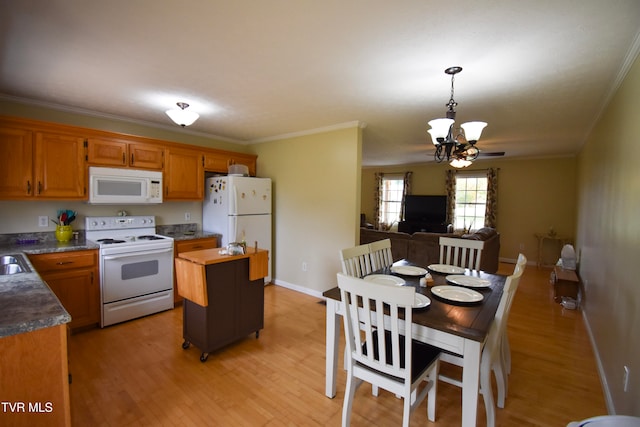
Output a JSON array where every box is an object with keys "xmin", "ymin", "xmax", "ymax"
[
  {"xmin": 379, "ymin": 175, "xmax": 404, "ymax": 226},
  {"xmin": 454, "ymin": 173, "xmax": 488, "ymax": 231}
]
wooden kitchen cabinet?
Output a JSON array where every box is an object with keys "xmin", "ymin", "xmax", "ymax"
[
  {"xmin": 28, "ymin": 250, "xmax": 100, "ymax": 331},
  {"xmin": 35, "ymin": 132, "xmax": 86, "ymax": 198},
  {"xmin": 87, "ymin": 137, "xmax": 164, "ymax": 170},
  {"xmin": 203, "ymin": 151, "xmax": 229, "ymax": 173},
  {"xmin": 230, "ymin": 153, "xmax": 257, "ymax": 176},
  {"xmin": 0, "ymin": 126, "xmax": 85, "ymax": 199},
  {"xmin": 204, "ymin": 151, "xmax": 257, "ymax": 176},
  {"xmin": 0, "ymin": 126, "xmax": 33, "ymax": 198},
  {"xmin": 0, "ymin": 324, "xmax": 71, "ymax": 427},
  {"xmin": 173, "ymin": 237, "xmax": 218, "ymax": 304},
  {"xmin": 164, "ymin": 146, "xmax": 204, "ymax": 200}
]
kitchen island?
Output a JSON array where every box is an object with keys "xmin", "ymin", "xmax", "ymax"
[{"xmin": 175, "ymin": 247, "xmax": 268, "ymax": 362}]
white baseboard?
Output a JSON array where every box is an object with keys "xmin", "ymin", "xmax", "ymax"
[
  {"xmin": 582, "ymin": 309, "xmax": 614, "ymax": 414},
  {"xmin": 271, "ymin": 278, "xmax": 325, "ymax": 299}
]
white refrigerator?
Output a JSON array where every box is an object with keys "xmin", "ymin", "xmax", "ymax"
[{"xmin": 203, "ymin": 176, "xmax": 272, "ymax": 283}]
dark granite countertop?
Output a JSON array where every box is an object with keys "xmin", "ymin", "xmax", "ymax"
[
  {"xmin": 155, "ymin": 224, "xmax": 219, "ymax": 242},
  {"xmin": 165, "ymin": 230, "xmax": 219, "ymax": 241},
  {"xmin": 0, "ymin": 236, "xmax": 97, "ymax": 338},
  {"xmin": 0, "ymin": 255, "xmax": 71, "ymax": 338}
]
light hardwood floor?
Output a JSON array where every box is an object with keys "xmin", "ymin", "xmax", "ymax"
[{"xmin": 68, "ymin": 263, "xmax": 606, "ymax": 426}]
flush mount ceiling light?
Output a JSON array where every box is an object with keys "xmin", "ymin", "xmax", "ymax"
[
  {"xmin": 166, "ymin": 102, "xmax": 199, "ymax": 127},
  {"xmin": 427, "ymin": 67, "xmax": 487, "ymax": 168}
]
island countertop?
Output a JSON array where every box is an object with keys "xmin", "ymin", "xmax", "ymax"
[{"xmin": 178, "ymin": 246, "xmax": 267, "ymax": 265}]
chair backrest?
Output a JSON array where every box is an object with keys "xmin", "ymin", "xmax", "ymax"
[
  {"xmin": 340, "ymin": 244, "xmax": 373, "ymax": 278},
  {"xmin": 337, "ymin": 272, "xmax": 415, "ymax": 382},
  {"xmin": 439, "ymin": 236, "xmax": 485, "ymax": 270},
  {"xmin": 514, "ymin": 253, "xmax": 527, "ymax": 275},
  {"xmin": 483, "ymin": 262, "xmax": 525, "ymax": 358},
  {"xmin": 368, "ymin": 238, "xmax": 393, "ymax": 271}
]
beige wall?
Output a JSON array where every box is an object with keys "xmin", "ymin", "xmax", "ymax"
[
  {"xmin": 362, "ymin": 156, "xmax": 577, "ymax": 263},
  {"xmin": 253, "ymin": 125, "xmax": 362, "ymax": 295},
  {"xmin": 576, "ymin": 54, "xmax": 640, "ymax": 415}
]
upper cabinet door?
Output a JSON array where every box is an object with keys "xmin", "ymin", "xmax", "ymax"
[
  {"xmin": 87, "ymin": 137, "xmax": 128, "ymax": 166},
  {"xmin": 165, "ymin": 147, "xmax": 204, "ymax": 200},
  {"xmin": 87, "ymin": 138, "xmax": 164, "ymax": 170},
  {"xmin": 129, "ymin": 142, "xmax": 164, "ymax": 169},
  {"xmin": 34, "ymin": 132, "xmax": 86, "ymax": 199},
  {"xmin": 0, "ymin": 127, "xmax": 34, "ymax": 198}
]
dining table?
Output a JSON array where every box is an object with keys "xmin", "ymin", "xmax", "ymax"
[{"xmin": 323, "ymin": 259, "xmax": 507, "ymax": 427}]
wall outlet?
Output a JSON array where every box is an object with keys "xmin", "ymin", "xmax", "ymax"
[
  {"xmin": 302, "ymin": 262, "xmax": 308, "ymax": 272},
  {"xmin": 184, "ymin": 212, "xmax": 191, "ymax": 221},
  {"xmin": 623, "ymin": 366, "xmax": 630, "ymax": 392},
  {"xmin": 38, "ymin": 216, "xmax": 49, "ymax": 227}
]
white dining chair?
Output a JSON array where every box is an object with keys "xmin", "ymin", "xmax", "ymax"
[
  {"xmin": 438, "ymin": 263, "xmax": 524, "ymax": 427},
  {"xmin": 368, "ymin": 238, "xmax": 394, "ymax": 271},
  {"xmin": 340, "ymin": 244, "xmax": 373, "ymax": 278},
  {"xmin": 439, "ymin": 236, "xmax": 485, "ymax": 271},
  {"xmin": 337, "ymin": 273, "xmax": 441, "ymax": 427},
  {"xmin": 503, "ymin": 253, "xmax": 527, "ymax": 378}
]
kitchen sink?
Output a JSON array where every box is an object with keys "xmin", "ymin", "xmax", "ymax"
[{"xmin": 0, "ymin": 254, "xmax": 31, "ymax": 275}]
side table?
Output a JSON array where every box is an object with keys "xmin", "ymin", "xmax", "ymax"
[
  {"xmin": 551, "ymin": 265, "xmax": 579, "ymax": 303},
  {"xmin": 535, "ymin": 233, "xmax": 572, "ymax": 268}
]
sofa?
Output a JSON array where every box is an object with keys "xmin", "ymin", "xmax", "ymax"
[{"xmin": 359, "ymin": 227, "xmax": 501, "ymax": 273}]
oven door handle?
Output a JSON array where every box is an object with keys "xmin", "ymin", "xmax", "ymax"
[{"xmin": 103, "ymin": 248, "xmax": 173, "ymax": 260}]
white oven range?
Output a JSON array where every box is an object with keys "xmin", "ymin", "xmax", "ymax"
[{"xmin": 86, "ymin": 216, "xmax": 174, "ymax": 327}]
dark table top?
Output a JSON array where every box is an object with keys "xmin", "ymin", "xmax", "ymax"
[{"xmin": 323, "ymin": 260, "xmax": 506, "ymax": 342}]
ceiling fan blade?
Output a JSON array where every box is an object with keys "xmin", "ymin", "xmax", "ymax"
[{"xmin": 478, "ymin": 151, "xmax": 505, "ymax": 157}]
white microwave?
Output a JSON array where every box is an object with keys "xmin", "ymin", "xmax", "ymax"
[{"xmin": 89, "ymin": 167, "xmax": 163, "ymax": 204}]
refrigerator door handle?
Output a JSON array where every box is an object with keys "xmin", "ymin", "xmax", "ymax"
[
  {"xmin": 231, "ymin": 184, "xmax": 239, "ymax": 215},
  {"xmin": 229, "ymin": 215, "xmax": 237, "ymax": 243}
]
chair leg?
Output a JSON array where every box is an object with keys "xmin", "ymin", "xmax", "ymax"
[
  {"xmin": 342, "ymin": 372, "xmax": 357, "ymax": 427},
  {"xmin": 427, "ymin": 362, "xmax": 439, "ymax": 422},
  {"xmin": 494, "ymin": 357, "xmax": 507, "ymax": 408},
  {"xmin": 480, "ymin": 358, "xmax": 496, "ymax": 427},
  {"xmin": 402, "ymin": 394, "xmax": 411, "ymax": 427}
]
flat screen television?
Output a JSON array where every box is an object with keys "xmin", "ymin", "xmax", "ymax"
[{"xmin": 403, "ymin": 195, "xmax": 447, "ymax": 224}]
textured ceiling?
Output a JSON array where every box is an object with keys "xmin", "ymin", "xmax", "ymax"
[{"xmin": 1, "ymin": 0, "xmax": 639, "ymax": 166}]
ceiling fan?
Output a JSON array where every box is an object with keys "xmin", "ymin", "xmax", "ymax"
[{"xmin": 477, "ymin": 150, "xmax": 505, "ymax": 157}]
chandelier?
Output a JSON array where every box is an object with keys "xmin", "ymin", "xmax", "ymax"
[
  {"xmin": 166, "ymin": 102, "xmax": 199, "ymax": 127},
  {"xmin": 427, "ymin": 67, "xmax": 487, "ymax": 168}
]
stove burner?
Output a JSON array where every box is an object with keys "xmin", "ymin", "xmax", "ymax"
[
  {"xmin": 137, "ymin": 235, "xmax": 164, "ymax": 240},
  {"xmin": 97, "ymin": 238, "xmax": 126, "ymax": 244}
]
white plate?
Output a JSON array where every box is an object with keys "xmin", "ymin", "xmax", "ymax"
[
  {"xmin": 364, "ymin": 274, "xmax": 406, "ymax": 286},
  {"xmin": 414, "ymin": 293, "xmax": 431, "ymax": 309},
  {"xmin": 390, "ymin": 265, "xmax": 428, "ymax": 276},
  {"xmin": 445, "ymin": 275, "xmax": 491, "ymax": 288},
  {"xmin": 427, "ymin": 264, "xmax": 466, "ymax": 274},
  {"xmin": 431, "ymin": 285, "xmax": 484, "ymax": 303}
]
